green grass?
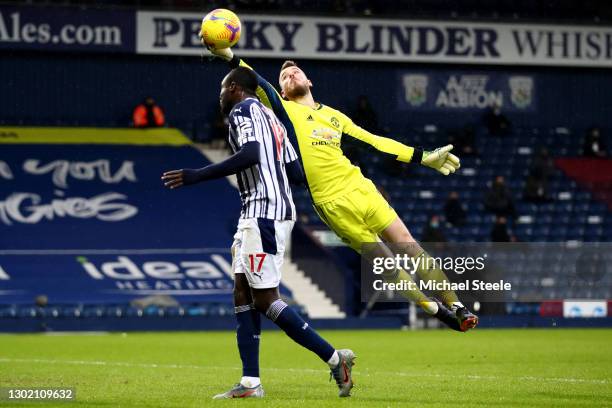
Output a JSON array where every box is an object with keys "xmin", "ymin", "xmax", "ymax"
[{"xmin": 0, "ymin": 329, "xmax": 611, "ymax": 407}]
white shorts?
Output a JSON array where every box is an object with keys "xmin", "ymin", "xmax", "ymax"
[{"xmin": 231, "ymin": 218, "xmax": 295, "ymax": 289}]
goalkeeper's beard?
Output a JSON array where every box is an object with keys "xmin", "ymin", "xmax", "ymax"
[{"xmin": 283, "ymin": 83, "xmax": 310, "ymax": 99}]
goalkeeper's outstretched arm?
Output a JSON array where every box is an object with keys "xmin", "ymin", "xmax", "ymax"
[{"xmin": 342, "ymin": 115, "xmax": 460, "ymax": 176}]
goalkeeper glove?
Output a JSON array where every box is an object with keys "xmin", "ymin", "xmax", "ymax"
[
  {"xmin": 210, "ymin": 47, "xmax": 234, "ymax": 61},
  {"xmin": 421, "ymin": 144, "xmax": 460, "ymax": 176},
  {"xmin": 202, "ymin": 43, "xmax": 234, "ymax": 61}
]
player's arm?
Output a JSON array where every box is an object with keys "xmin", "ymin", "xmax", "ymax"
[
  {"xmin": 161, "ymin": 142, "xmax": 259, "ymax": 189},
  {"xmin": 207, "ymin": 48, "xmax": 287, "ymax": 115},
  {"xmin": 162, "ymin": 107, "xmax": 260, "ymax": 189},
  {"xmin": 342, "ymin": 115, "xmax": 460, "ymax": 176},
  {"xmin": 284, "ymin": 138, "xmax": 305, "ymax": 185}
]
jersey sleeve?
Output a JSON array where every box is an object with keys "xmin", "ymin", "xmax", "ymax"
[
  {"xmin": 284, "ymin": 138, "xmax": 299, "ymax": 164},
  {"xmin": 181, "ymin": 141, "xmax": 260, "ymax": 184},
  {"xmin": 339, "ymin": 111, "xmax": 419, "ymax": 163},
  {"xmin": 230, "ymin": 107, "xmax": 258, "ymax": 146},
  {"xmin": 284, "ymin": 139, "xmax": 305, "ymax": 185}
]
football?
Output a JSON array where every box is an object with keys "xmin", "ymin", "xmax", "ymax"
[{"xmin": 200, "ymin": 8, "xmax": 241, "ymax": 50}]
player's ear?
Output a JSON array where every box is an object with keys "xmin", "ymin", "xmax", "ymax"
[{"xmin": 307, "ymin": 80, "xmax": 313, "ymax": 88}]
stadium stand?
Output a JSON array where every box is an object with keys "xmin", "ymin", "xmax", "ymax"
[
  {"xmin": 294, "ymin": 124, "xmax": 611, "ymax": 312},
  {"xmin": 294, "ymin": 125, "xmax": 611, "ymax": 243}
]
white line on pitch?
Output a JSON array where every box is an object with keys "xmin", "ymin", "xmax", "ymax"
[{"xmin": 0, "ymin": 358, "xmax": 608, "ymax": 385}]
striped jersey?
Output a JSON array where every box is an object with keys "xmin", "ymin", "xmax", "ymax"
[{"xmin": 228, "ymin": 97, "xmax": 297, "ymax": 221}]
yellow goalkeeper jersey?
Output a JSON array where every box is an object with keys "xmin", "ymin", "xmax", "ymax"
[{"xmin": 240, "ymin": 60, "xmax": 418, "ymax": 204}]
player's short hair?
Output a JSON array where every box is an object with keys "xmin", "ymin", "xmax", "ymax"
[
  {"xmin": 227, "ymin": 66, "xmax": 258, "ymax": 95},
  {"xmin": 280, "ymin": 60, "xmax": 298, "ymax": 71}
]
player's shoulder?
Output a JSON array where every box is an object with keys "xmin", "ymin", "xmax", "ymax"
[
  {"xmin": 319, "ymin": 103, "xmax": 340, "ymax": 114},
  {"xmin": 319, "ymin": 104, "xmax": 351, "ymax": 123},
  {"xmin": 230, "ymin": 97, "xmax": 262, "ymax": 117}
]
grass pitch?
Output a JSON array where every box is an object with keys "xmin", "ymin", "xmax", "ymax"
[{"xmin": 1, "ymin": 328, "xmax": 611, "ymax": 407}]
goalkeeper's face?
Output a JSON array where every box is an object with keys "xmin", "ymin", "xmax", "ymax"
[{"xmin": 279, "ymin": 66, "xmax": 312, "ymax": 100}]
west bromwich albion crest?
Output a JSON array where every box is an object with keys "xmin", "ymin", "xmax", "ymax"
[
  {"xmin": 509, "ymin": 76, "xmax": 534, "ymax": 109},
  {"xmin": 403, "ymin": 74, "xmax": 428, "ymax": 107}
]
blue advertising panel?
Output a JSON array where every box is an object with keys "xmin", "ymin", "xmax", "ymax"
[
  {"xmin": 397, "ymin": 71, "xmax": 537, "ymax": 112},
  {"xmin": 0, "ymin": 130, "xmax": 238, "ymax": 250},
  {"xmin": 0, "ymin": 251, "xmax": 234, "ymax": 304},
  {"xmin": 0, "ymin": 128, "xmax": 292, "ymax": 305},
  {"xmin": 0, "ymin": 6, "xmax": 134, "ymax": 53}
]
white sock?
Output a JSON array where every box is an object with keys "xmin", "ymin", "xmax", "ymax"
[
  {"xmin": 450, "ymin": 302, "xmax": 464, "ymax": 313},
  {"xmin": 327, "ymin": 350, "xmax": 340, "ymax": 368},
  {"xmin": 240, "ymin": 376, "xmax": 261, "ymax": 388},
  {"xmin": 421, "ymin": 301, "xmax": 439, "ymax": 315}
]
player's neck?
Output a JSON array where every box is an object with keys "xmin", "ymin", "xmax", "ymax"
[
  {"xmin": 240, "ymin": 93, "xmax": 256, "ymax": 102},
  {"xmin": 291, "ymin": 93, "xmax": 317, "ymax": 109}
]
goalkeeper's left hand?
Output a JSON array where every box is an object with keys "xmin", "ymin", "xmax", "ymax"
[
  {"xmin": 421, "ymin": 144, "xmax": 460, "ymax": 176},
  {"xmin": 198, "ymin": 34, "xmax": 234, "ymax": 61},
  {"xmin": 206, "ymin": 46, "xmax": 234, "ymax": 61}
]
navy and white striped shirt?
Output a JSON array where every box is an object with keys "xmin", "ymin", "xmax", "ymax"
[{"xmin": 228, "ymin": 97, "xmax": 297, "ymax": 221}]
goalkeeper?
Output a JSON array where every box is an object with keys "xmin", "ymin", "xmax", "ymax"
[{"xmin": 207, "ymin": 46, "xmax": 477, "ymax": 332}]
